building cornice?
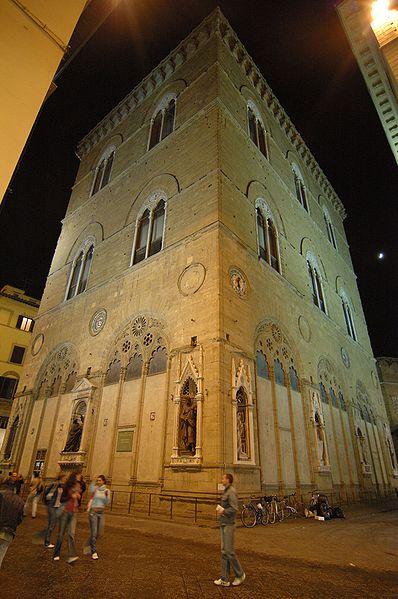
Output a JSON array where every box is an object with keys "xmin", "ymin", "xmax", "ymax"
[{"xmin": 77, "ymin": 7, "xmax": 346, "ymax": 219}]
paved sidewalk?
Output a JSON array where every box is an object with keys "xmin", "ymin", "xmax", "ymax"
[{"xmin": 1, "ymin": 503, "xmax": 397, "ymax": 598}]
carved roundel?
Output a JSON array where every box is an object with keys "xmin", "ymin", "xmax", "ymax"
[
  {"xmin": 90, "ymin": 309, "xmax": 107, "ymax": 336},
  {"xmin": 178, "ymin": 263, "xmax": 206, "ymax": 296},
  {"xmin": 229, "ymin": 267, "xmax": 248, "ymax": 299},
  {"xmin": 341, "ymin": 347, "xmax": 350, "ymax": 369},
  {"xmin": 132, "ymin": 315, "xmax": 147, "ymax": 336},
  {"xmin": 31, "ymin": 333, "xmax": 44, "ymax": 356},
  {"xmin": 271, "ymin": 324, "xmax": 282, "ymax": 343},
  {"xmin": 298, "ymin": 315, "xmax": 311, "ymax": 343}
]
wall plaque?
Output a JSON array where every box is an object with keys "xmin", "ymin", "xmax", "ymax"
[{"xmin": 116, "ymin": 429, "xmax": 134, "ymax": 452}]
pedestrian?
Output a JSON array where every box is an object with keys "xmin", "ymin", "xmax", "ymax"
[
  {"xmin": 24, "ymin": 474, "xmax": 43, "ymax": 518},
  {"xmin": 15, "ymin": 474, "xmax": 24, "ymax": 496},
  {"xmin": 53, "ymin": 472, "xmax": 80, "ymax": 563},
  {"xmin": 214, "ymin": 473, "xmax": 246, "ymax": 587},
  {"xmin": 0, "ymin": 476, "xmax": 24, "ymax": 568},
  {"xmin": 75, "ymin": 471, "xmax": 86, "ymax": 508},
  {"xmin": 83, "ymin": 475, "xmax": 110, "ymax": 560},
  {"xmin": 5, "ymin": 472, "xmax": 18, "ymax": 493},
  {"xmin": 42, "ymin": 472, "xmax": 67, "ymax": 548}
]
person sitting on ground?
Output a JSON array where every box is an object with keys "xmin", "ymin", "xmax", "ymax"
[
  {"xmin": 83, "ymin": 475, "xmax": 110, "ymax": 560},
  {"xmin": 0, "ymin": 476, "xmax": 24, "ymax": 568}
]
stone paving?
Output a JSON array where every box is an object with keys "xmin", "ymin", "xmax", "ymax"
[{"xmin": 1, "ymin": 504, "xmax": 398, "ymax": 598}]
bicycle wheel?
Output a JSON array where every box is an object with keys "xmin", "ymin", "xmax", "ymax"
[
  {"xmin": 241, "ymin": 504, "xmax": 257, "ymax": 528},
  {"xmin": 261, "ymin": 506, "xmax": 270, "ymax": 525},
  {"xmin": 277, "ymin": 507, "xmax": 285, "ymax": 522},
  {"xmin": 268, "ymin": 504, "xmax": 276, "ymax": 524}
]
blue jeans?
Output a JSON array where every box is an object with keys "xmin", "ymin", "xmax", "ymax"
[
  {"xmin": 87, "ymin": 510, "xmax": 104, "ymax": 553},
  {"xmin": 220, "ymin": 524, "xmax": 244, "ymax": 581},
  {"xmin": 53, "ymin": 510, "xmax": 77, "ymax": 559},
  {"xmin": 44, "ymin": 505, "xmax": 63, "ymax": 546}
]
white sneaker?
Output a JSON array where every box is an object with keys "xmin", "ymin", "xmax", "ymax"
[
  {"xmin": 232, "ymin": 573, "xmax": 246, "ymax": 586},
  {"xmin": 214, "ymin": 579, "xmax": 230, "ymax": 587},
  {"xmin": 92, "ymin": 552, "xmax": 99, "ymax": 560},
  {"xmin": 53, "ymin": 556, "xmax": 60, "ymax": 561},
  {"xmin": 46, "ymin": 544, "xmax": 55, "ymax": 549},
  {"xmin": 67, "ymin": 556, "xmax": 79, "ymax": 564}
]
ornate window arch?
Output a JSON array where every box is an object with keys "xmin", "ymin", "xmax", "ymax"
[
  {"xmin": 255, "ymin": 198, "xmax": 281, "ymax": 273},
  {"xmin": 131, "ymin": 191, "xmax": 167, "ymax": 266},
  {"xmin": 323, "ymin": 206, "xmax": 337, "ymax": 250},
  {"xmin": 91, "ymin": 145, "xmax": 116, "ymax": 196},
  {"xmin": 292, "ymin": 163, "xmax": 309, "ymax": 212},
  {"xmin": 148, "ymin": 93, "xmax": 176, "ymax": 150},
  {"xmin": 247, "ymin": 100, "xmax": 268, "ymax": 158},
  {"xmin": 65, "ymin": 237, "xmax": 95, "ymax": 301},
  {"xmin": 339, "ymin": 289, "xmax": 357, "ymax": 341},
  {"xmin": 306, "ymin": 252, "xmax": 327, "ymax": 314}
]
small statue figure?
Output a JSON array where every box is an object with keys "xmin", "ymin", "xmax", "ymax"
[
  {"xmin": 179, "ymin": 398, "xmax": 197, "ymax": 454},
  {"xmin": 237, "ymin": 410, "xmax": 248, "ymax": 459},
  {"xmin": 315, "ymin": 412, "xmax": 327, "ymax": 467},
  {"xmin": 63, "ymin": 416, "xmax": 83, "ymax": 452}
]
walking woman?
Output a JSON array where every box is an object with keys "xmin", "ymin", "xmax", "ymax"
[
  {"xmin": 84, "ymin": 475, "xmax": 110, "ymax": 560},
  {"xmin": 23, "ymin": 474, "xmax": 43, "ymax": 518},
  {"xmin": 53, "ymin": 472, "xmax": 80, "ymax": 563},
  {"xmin": 42, "ymin": 472, "xmax": 67, "ymax": 548}
]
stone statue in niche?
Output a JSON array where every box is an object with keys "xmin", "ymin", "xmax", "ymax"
[
  {"xmin": 179, "ymin": 398, "xmax": 197, "ymax": 454},
  {"xmin": 314, "ymin": 412, "xmax": 327, "ymax": 467},
  {"xmin": 237, "ymin": 410, "xmax": 249, "ymax": 460},
  {"xmin": 63, "ymin": 416, "xmax": 84, "ymax": 453},
  {"xmin": 384, "ymin": 426, "xmax": 397, "ymax": 470},
  {"xmin": 357, "ymin": 428, "xmax": 369, "ymax": 464}
]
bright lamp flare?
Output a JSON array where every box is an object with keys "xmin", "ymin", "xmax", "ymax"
[
  {"xmin": 377, "ymin": 252, "xmax": 385, "ymax": 260},
  {"xmin": 372, "ymin": 0, "xmax": 391, "ymax": 22}
]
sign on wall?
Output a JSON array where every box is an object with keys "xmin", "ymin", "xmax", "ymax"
[{"xmin": 116, "ymin": 428, "xmax": 134, "ymax": 452}]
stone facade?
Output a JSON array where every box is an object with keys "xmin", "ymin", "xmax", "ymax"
[
  {"xmin": 1, "ymin": 8, "xmax": 397, "ymax": 498},
  {"xmin": 377, "ymin": 357, "xmax": 398, "ymax": 459}
]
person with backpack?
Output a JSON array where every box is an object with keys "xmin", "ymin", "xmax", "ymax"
[
  {"xmin": 42, "ymin": 472, "xmax": 67, "ymax": 548},
  {"xmin": 23, "ymin": 474, "xmax": 43, "ymax": 518},
  {"xmin": 0, "ymin": 476, "xmax": 24, "ymax": 568},
  {"xmin": 83, "ymin": 475, "xmax": 110, "ymax": 560}
]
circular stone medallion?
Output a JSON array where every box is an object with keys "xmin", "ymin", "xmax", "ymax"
[
  {"xmin": 178, "ymin": 263, "xmax": 206, "ymax": 296},
  {"xmin": 90, "ymin": 309, "xmax": 107, "ymax": 336},
  {"xmin": 298, "ymin": 315, "xmax": 311, "ymax": 343},
  {"xmin": 229, "ymin": 267, "xmax": 248, "ymax": 298},
  {"xmin": 31, "ymin": 333, "xmax": 44, "ymax": 356},
  {"xmin": 341, "ymin": 347, "xmax": 350, "ymax": 369}
]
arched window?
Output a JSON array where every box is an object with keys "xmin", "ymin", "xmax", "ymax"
[
  {"xmin": 104, "ymin": 354, "xmax": 121, "ymax": 386},
  {"xmin": 125, "ymin": 353, "xmax": 143, "ymax": 381},
  {"xmin": 292, "ymin": 165, "xmax": 308, "ymax": 211},
  {"xmin": 66, "ymin": 243, "xmax": 94, "ymax": 300},
  {"xmin": 148, "ymin": 346, "xmax": 167, "ymax": 375},
  {"xmin": 323, "ymin": 207, "xmax": 337, "ymax": 249},
  {"xmin": 329, "ymin": 387, "xmax": 338, "ymax": 408},
  {"xmin": 148, "ymin": 200, "xmax": 165, "ymax": 257},
  {"xmin": 247, "ymin": 104, "xmax": 267, "ymax": 158},
  {"xmin": 339, "ymin": 392, "xmax": 347, "ymax": 411},
  {"xmin": 307, "ymin": 256, "xmax": 326, "ymax": 314},
  {"xmin": 4, "ymin": 416, "xmax": 19, "ymax": 460},
  {"xmin": 320, "ymin": 383, "xmax": 328, "ymax": 404},
  {"xmin": 91, "ymin": 148, "xmax": 115, "ymax": 196},
  {"xmin": 149, "ymin": 97, "xmax": 176, "ymax": 150},
  {"xmin": 256, "ymin": 206, "xmax": 280, "ymax": 273},
  {"xmin": 289, "ymin": 366, "xmax": 299, "ymax": 392},
  {"xmin": 274, "ymin": 359, "xmax": 285, "ymax": 386},
  {"xmin": 236, "ymin": 386, "xmax": 250, "ymax": 459},
  {"xmin": 340, "ymin": 291, "xmax": 357, "ymax": 341},
  {"xmin": 132, "ymin": 200, "xmax": 166, "ymax": 266},
  {"xmin": 256, "ymin": 350, "xmax": 269, "ymax": 379}
]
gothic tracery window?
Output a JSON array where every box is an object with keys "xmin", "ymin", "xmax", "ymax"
[
  {"xmin": 307, "ymin": 257, "xmax": 326, "ymax": 314},
  {"xmin": 256, "ymin": 350, "xmax": 269, "ymax": 379},
  {"xmin": 323, "ymin": 207, "xmax": 337, "ymax": 249},
  {"xmin": 132, "ymin": 200, "xmax": 166, "ymax": 265},
  {"xmin": 256, "ymin": 208, "xmax": 280, "ymax": 272},
  {"xmin": 149, "ymin": 97, "xmax": 176, "ymax": 150},
  {"xmin": 247, "ymin": 105, "xmax": 267, "ymax": 158},
  {"xmin": 91, "ymin": 147, "xmax": 115, "ymax": 196},
  {"xmin": 340, "ymin": 291, "xmax": 357, "ymax": 341},
  {"xmin": 148, "ymin": 345, "xmax": 167, "ymax": 375},
  {"xmin": 66, "ymin": 243, "xmax": 94, "ymax": 300},
  {"xmin": 292, "ymin": 166, "xmax": 308, "ymax": 212},
  {"xmin": 274, "ymin": 359, "xmax": 285, "ymax": 386},
  {"xmin": 104, "ymin": 354, "xmax": 121, "ymax": 386},
  {"xmin": 289, "ymin": 366, "xmax": 299, "ymax": 391}
]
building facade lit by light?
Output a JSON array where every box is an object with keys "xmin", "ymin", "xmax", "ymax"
[{"xmin": 337, "ymin": 0, "xmax": 398, "ymax": 164}]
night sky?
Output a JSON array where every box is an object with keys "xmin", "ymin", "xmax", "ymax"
[{"xmin": 0, "ymin": 0, "xmax": 396, "ymax": 356}]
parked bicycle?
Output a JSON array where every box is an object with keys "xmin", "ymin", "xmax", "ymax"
[{"xmin": 240, "ymin": 498, "xmax": 267, "ymax": 527}]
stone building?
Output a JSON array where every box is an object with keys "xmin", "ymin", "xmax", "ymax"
[
  {"xmin": 0, "ymin": 285, "xmax": 39, "ymax": 453},
  {"xmin": 377, "ymin": 357, "xmax": 398, "ymax": 458},
  {"xmin": 1, "ymin": 8, "xmax": 397, "ymax": 499}
]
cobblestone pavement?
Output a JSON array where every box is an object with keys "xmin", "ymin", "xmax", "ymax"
[{"xmin": 2, "ymin": 508, "xmax": 398, "ymax": 598}]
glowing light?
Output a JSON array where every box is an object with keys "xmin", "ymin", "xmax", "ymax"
[
  {"xmin": 377, "ymin": 252, "xmax": 385, "ymax": 260},
  {"xmin": 372, "ymin": 0, "xmax": 390, "ymax": 22}
]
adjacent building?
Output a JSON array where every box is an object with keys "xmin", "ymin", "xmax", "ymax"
[
  {"xmin": 377, "ymin": 357, "xmax": 398, "ymax": 458},
  {"xmin": 0, "ymin": 285, "xmax": 39, "ymax": 450},
  {"xmin": 337, "ymin": 0, "xmax": 398, "ymax": 164},
  {"xmin": 1, "ymin": 8, "xmax": 397, "ymax": 500}
]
